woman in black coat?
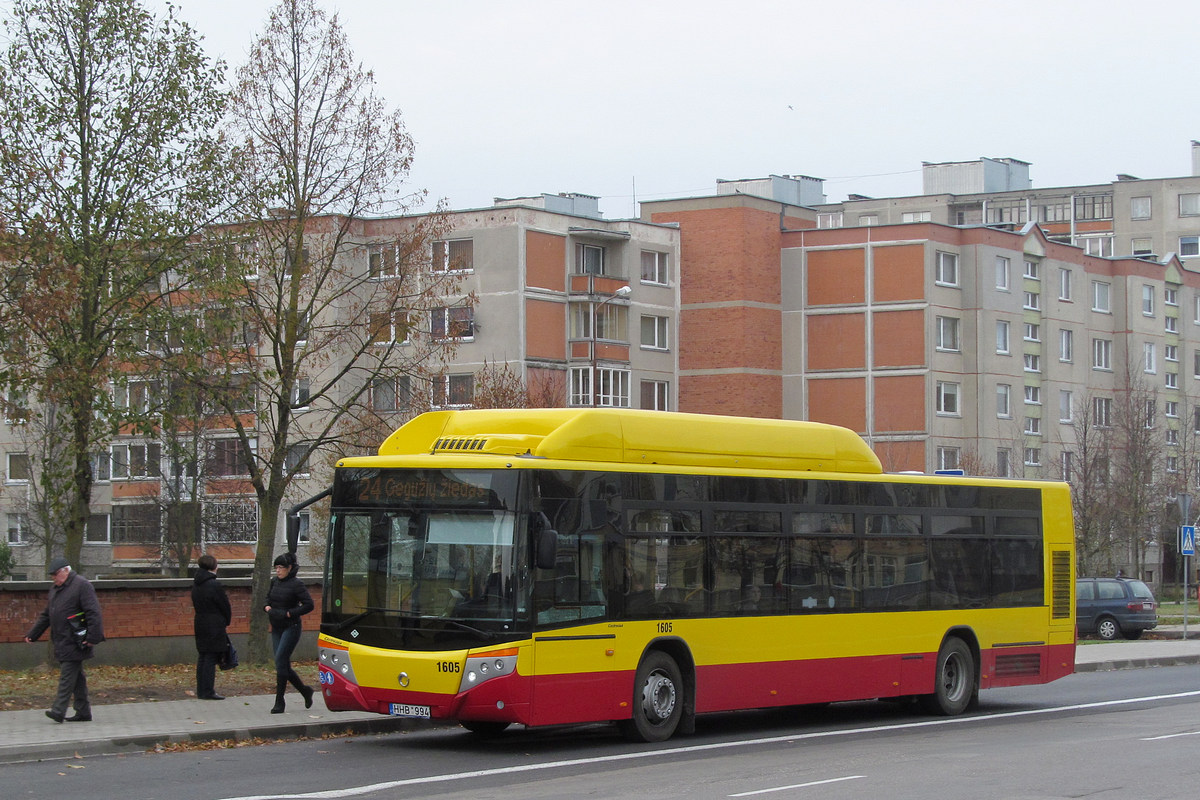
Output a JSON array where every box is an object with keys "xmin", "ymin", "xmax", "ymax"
[
  {"xmin": 192, "ymin": 554, "xmax": 232, "ymax": 700},
  {"xmin": 264, "ymin": 551, "xmax": 314, "ymax": 714}
]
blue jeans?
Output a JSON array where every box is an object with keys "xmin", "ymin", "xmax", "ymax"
[{"xmin": 271, "ymin": 623, "xmax": 302, "ymax": 677}]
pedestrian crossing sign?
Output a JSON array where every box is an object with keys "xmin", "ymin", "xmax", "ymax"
[{"xmin": 1182, "ymin": 525, "xmax": 1196, "ymax": 557}]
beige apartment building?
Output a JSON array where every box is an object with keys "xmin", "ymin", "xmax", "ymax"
[{"xmin": 1, "ymin": 193, "xmax": 680, "ymax": 579}]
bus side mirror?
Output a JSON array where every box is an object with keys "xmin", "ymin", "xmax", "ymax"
[
  {"xmin": 534, "ymin": 513, "xmax": 557, "ymax": 570},
  {"xmin": 285, "ymin": 514, "xmax": 300, "ymax": 555}
]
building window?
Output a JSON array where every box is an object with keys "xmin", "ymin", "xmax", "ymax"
[
  {"xmin": 1094, "ymin": 397, "xmax": 1112, "ymax": 427},
  {"xmin": 1131, "ymin": 196, "xmax": 1152, "ymax": 220},
  {"xmin": 204, "ymin": 500, "xmax": 258, "ymax": 544},
  {"xmin": 640, "ymin": 251, "xmax": 669, "ymax": 285},
  {"xmin": 1059, "ymin": 328, "xmax": 1073, "ymax": 362},
  {"xmin": 206, "ymin": 438, "xmax": 253, "ymax": 478},
  {"xmin": 996, "ymin": 448, "xmax": 1011, "ymax": 478},
  {"xmin": 1024, "ymin": 353, "xmax": 1041, "ymax": 373},
  {"xmin": 935, "ymin": 252, "xmax": 958, "ymax": 286},
  {"xmin": 937, "ymin": 447, "xmax": 960, "ymax": 471},
  {"xmin": 1059, "ymin": 390, "xmax": 1073, "ymax": 423},
  {"xmin": 1023, "ymin": 291, "xmax": 1040, "ymax": 310},
  {"xmin": 368, "ymin": 243, "xmax": 398, "ymax": 278},
  {"xmin": 111, "ymin": 442, "xmax": 162, "ymax": 479},
  {"xmin": 433, "ymin": 373, "xmax": 474, "ymax": 407},
  {"xmin": 936, "ymin": 316, "xmax": 960, "ymax": 352},
  {"xmin": 1145, "ymin": 400, "xmax": 1157, "ymax": 428},
  {"xmin": 996, "ymin": 320, "xmax": 1010, "ymax": 354},
  {"xmin": 640, "ymin": 380, "xmax": 669, "ymax": 411},
  {"xmin": 1024, "ymin": 416, "xmax": 1041, "ymax": 436},
  {"xmin": 1168, "ymin": 455, "xmax": 1180, "ymax": 473},
  {"xmin": 6, "ymin": 452, "xmax": 30, "ymax": 483},
  {"xmin": 858, "ymin": 214, "xmax": 878, "ymax": 226},
  {"xmin": 1061, "ymin": 451, "xmax": 1074, "ymax": 482},
  {"xmin": 1194, "ymin": 350, "xmax": 1200, "ymax": 378},
  {"xmin": 86, "ymin": 513, "xmax": 110, "ymax": 543},
  {"xmin": 995, "ymin": 256, "xmax": 1010, "ymax": 290},
  {"xmin": 1167, "ymin": 429, "xmax": 1180, "ymax": 446},
  {"xmin": 1092, "ymin": 338, "xmax": 1112, "ymax": 370},
  {"xmin": 1080, "ymin": 236, "xmax": 1113, "ymax": 257},
  {"xmin": 575, "ymin": 243, "xmax": 606, "ymax": 275},
  {"xmin": 431, "ymin": 306, "xmax": 475, "ymax": 340},
  {"xmin": 1058, "ymin": 268, "xmax": 1072, "ymax": 301},
  {"xmin": 1023, "ymin": 322, "xmax": 1040, "ymax": 342},
  {"xmin": 1145, "ymin": 342, "xmax": 1157, "ymax": 373},
  {"xmin": 433, "ymin": 239, "xmax": 474, "ymax": 272},
  {"xmin": 291, "ymin": 377, "xmax": 311, "ymax": 410},
  {"xmin": 7, "ymin": 512, "xmax": 26, "ymax": 544},
  {"xmin": 1181, "ymin": 193, "xmax": 1200, "ymax": 217},
  {"xmin": 986, "ymin": 200, "xmax": 1026, "ymax": 225},
  {"xmin": 115, "ymin": 378, "xmax": 161, "ymax": 414},
  {"xmin": 1040, "ymin": 201, "xmax": 1070, "ymax": 222},
  {"xmin": 1166, "ymin": 344, "xmax": 1179, "ymax": 362},
  {"xmin": 1181, "ymin": 236, "xmax": 1200, "ymax": 258},
  {"xmin": 371, "ymin": 376, "xmax": 410, "ymax": 412},
  {"xmin": 113, "ymin": 503, "xmax": 161, "ymax": 544},
  {"xmin": 1132, "ymin": 238, "xmax": 1153, "ymax": 256},
  {"xmin": 1024, "ymin": 385, "xmax": 1041, "ymax": 405},
  {"xmin": 284, "ymin": 443, "xmax": 309, "ymax": 477},
  {"xmin": 570, "ymin": 366, "xmax": 630, "ymax": 408},
  {"xmin": 1166, "ymin": 315, "xmax": 1179, "ymax": 333},
  {"xmin": 1024, "ymin": 448, "xmax": 1041, "ymax": 467},
  {"xmin": 936, "ymin": 381, "xmax": 960, "ymax": 415},
  {"xmin": 1166, "ymin": 371, "xmax": 1179, "ymax": 389},
  {"xmin": 1166, "ymin": 287, "xmax": 1179, "ymax": 306},
  {"xmin": 1143, "ymin": 285, "xmax": 1156, "ymax": 316},
  {"xmin": 901, "ymin": 211, "xmax": 931, "ymax": 223},
  {"xmin": 1074, "ymin": 194, "xmax": 1112, "ymax": 220},
  {"xmin": 1092, "ymin": 281, "xmax": 1111, "ymax": 312},
  {"xmin": 369, "ymin": 311, "xmax": 410, "ymax": 345},
  {"xmin": 1023, "ymin": 260, "xmax": 1040, "ymax": 280},
  {"xmin": 817, "ymin": 212, "xmax": 842, "ymax": 228},
  {"xmin": 640, "ymin": 315, "xmax": 670, "ymax": 350},
  {"xmin": 1167, "ymin": 400, "xmax": 1180, "ymax": 418},
  {"xmin": 997, "ymin": 384, "xmax": 1011, "ymax": 418}
]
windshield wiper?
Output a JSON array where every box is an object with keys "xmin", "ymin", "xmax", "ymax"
[
  {"xmin": 329, "ymin": 606, "xmax": 404, "ymax": 632},
  {"xmin": 414, "ymin": 616, "xmax": 492, "ymax": 637}
]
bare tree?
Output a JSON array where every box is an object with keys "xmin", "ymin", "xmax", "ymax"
[{"xmin": 216, "ymin": 0, "xmax": 464, "ymax": 660}]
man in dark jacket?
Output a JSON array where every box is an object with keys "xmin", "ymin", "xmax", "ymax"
[
  {"xmin": 192, "ymin": 554, "xmax": 233, "ymax": 700},
  {"xmin": 24, "ymin": 556, "xmax": 106, "ymax": 723}
]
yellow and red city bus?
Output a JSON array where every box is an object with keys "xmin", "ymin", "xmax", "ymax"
[{"xmin": 313, "ymin": 408, "xmax": 1075, "ymax": 741}]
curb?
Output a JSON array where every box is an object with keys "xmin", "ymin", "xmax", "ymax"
[
  {"xmin": 1073, "ymin": 654, "xmax": 1200, "ymax": 673},
  {"xmin": 0, "ymin": 715, "xmax": 435, "ymax": 765}
]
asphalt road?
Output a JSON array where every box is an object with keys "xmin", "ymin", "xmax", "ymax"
[{"xmin": 8, "ymin": 666, "xmax": 1200, "ymax": 800}]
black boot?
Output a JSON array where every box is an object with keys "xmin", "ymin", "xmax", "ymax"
[
  {"xmin": 288, "ymin": 669, "xmax": 315, "ymax": 709},
  {"xmin": 270, "ymin": 675, "xmax": 287, "ymax": 714}
]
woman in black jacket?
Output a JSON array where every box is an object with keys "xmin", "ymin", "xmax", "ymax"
[
  {"xmin": 264, "ymin": 551, "xmax": 315, "ymax": 714},
  {"xmin": 192, "ymin": 554, "xmax": 232, "ymax": 700}
]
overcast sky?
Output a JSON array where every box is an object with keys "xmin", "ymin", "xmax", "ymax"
[{"xmin": 136, "ymin": 0, "xmax": 1200, "ymax": 217}]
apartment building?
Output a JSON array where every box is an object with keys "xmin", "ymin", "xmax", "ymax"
[{"xmin": 1, "ymin": 193, "xmax": 680, "ymax": 579}]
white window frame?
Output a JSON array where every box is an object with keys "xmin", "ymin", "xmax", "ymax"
[
  {"xmin": 1023, "ymin": 291, "xmax": 1040, "ymax": 310},
  {"xmin": 1024, "ymin": 385, "xmax": 1041, "ymax": 405},
  {"xmin": 1023, "ymin": 260, "xmax": 1040, "ymax": 280},
  {"xmin": 936, "ymin": 316, "xmax": 960, "ymax": 352},
  {"xmin": 1023, "ymin": 322, "xmax": 1040, "ymax": 342},
  {"xmin": 1024, "ymin": 447, "xmax": 1041, "ymax": 467},
  {"xmin": 640, "ymin": 250, "xmax": 670, "ymax": 286},
  {"xmin": 1024, "ymin": 353, "xmax": 1041, "ymax": 373},
  {"xmin": 936, "ymin": 447, "xmax": 960, "ymax": 472},
  {"xmin": 1059, "ymin": 390, "xmax": 1074, "ymax": 423},
  {"xmin": 1166, "ymin": 315, "xmax": 1179, "ymax": 333},
  {"xmin": 995, "ymin": 256, "xmax": 1010, "ymax": 290},
  {"xmin": 1143, "ymin": 285, "xmax": 1156, "ymax": 316},
  {"xmin": 935, "ymin": 252, "xmax": 959, "ymax": 287},
  {"xmin": 936, "ymin": 381, "xmax": 961, "ymax": 416},
  {"xmin": 1092, "ymin": 281, "xmax": 1111, "ymax": 312},
  {"xmin": 1166, "ymin": 371, "xmax": 1179, "ymax": 389},
  {"xmin": 1058, "ymin": 268, "xmax": 1072, "ymax": 301},
  {"xmin": 997, "ymin": 384, "xmax": 1012, "ymax": 418},
  {"xmin": 1059, "ymin": 328, "xmax": 1073, "ymax": 362},
  {"xmin": 1024, "ymin": 416, "xmax": 1041, "ymax": 436},
  {"xmin": 640, "ymin": 315, "xmax": 670, "ymax": 350},
  {"xmin": 1180, "ymin": 193, "xmax": 1200, "ymax": 217},
  {"xmin": 1131, "ymin": 195, "xmax": 1152, "ymax": 220},
  {"xmin": 1181, "ymin": 236, "xmax": 1199, "ymax": 258},
  {"xmin": 1092, "ymin": 338, "xmax": 1112, "ymax": 370},
  {"xmin": 1144, "ymin": 342, "xmax": 1157, "ymax": 374}
]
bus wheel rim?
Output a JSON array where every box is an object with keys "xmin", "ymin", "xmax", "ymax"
[{"xmin": 642, "ymin": 670, "xmax": 676, "ymax": 721}]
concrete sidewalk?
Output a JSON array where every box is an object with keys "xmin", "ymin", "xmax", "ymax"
[{"xmin": 4, "ymin": 633, "xmax": 1200, "ymax": 765}]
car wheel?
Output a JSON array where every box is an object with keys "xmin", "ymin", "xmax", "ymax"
[
  {"xmin": 619, "ymin": 651, "xmax": 683, "ymax": 742},
  {"xmin": 1096, "ymin": 617, "xmax": 1120, "ymax": 640}
]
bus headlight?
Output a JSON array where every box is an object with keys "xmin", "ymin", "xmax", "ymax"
[
  {"xmin": 459, "ymin": 652, "xmax": 517, "ymax": 692},
  {"xmin": 319, "ymin": 645, "xmax": 358, "ymax": 686}
]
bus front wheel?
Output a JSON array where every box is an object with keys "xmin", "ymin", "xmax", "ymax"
[
  {"xmin": 620, "ymin": 651, "xmax": 683, "ymax": 742},
  {"xmin": 920, "ymin": 637, "xmax": 975, "ymax": 716},
  {"xmin": 461, "ymin": 720, "xmax": 510, "ymax": 736}
]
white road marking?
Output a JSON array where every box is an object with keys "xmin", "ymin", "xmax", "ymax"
[
  {"xmin": 1143, "ymin": 729, "xmax": 1200, "ymax": 741},
  {"xmin": 218, "ymin": 690, "xmax": 1200, "ymax": 800},
  {"xmin": 728, "ymin": 775, "xmax": 865, "ymax": 796}
]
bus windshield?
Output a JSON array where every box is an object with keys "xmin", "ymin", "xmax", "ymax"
[{"xmin": 323, "ymin": 469, "xmax": 523, "ymax": 648}]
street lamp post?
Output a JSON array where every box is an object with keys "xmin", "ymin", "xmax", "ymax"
[{"xmin": 591, "ymin": 284, "xmax": 631, "ymax": 407}]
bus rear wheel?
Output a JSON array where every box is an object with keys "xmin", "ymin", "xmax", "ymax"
[
  {"xmin": 620, "ymin": 651, "xmax": 683, "ymax": 742},
  {"xmin": 920, "ymin": 637, "xmax": 975, "ymax": 716}
]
